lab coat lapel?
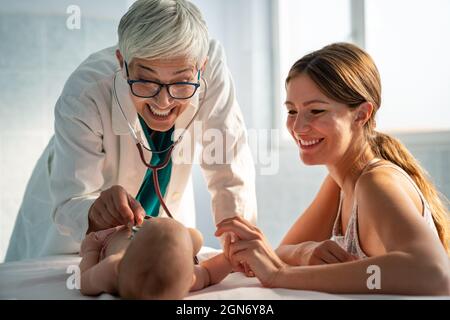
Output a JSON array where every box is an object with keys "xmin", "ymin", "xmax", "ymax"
[
  {"xmin": 111, "ymin": 72, "xmax": 149, "ymax": 197},
  {"xmin": 172, "ymin": 96, "xmax": 199, "ymax": 167},
  {"xmin": 111, "ymin": 72, "xmax": 141, "ymax": 137},
  {"xmin": 160, "ymin": 96, "xmax": 199, "ymax": 217}
]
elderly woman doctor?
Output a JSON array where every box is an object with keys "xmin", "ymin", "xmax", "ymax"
[{"xmin": 6, "ymin": 0, "xmax": 256, "ymax": 261}]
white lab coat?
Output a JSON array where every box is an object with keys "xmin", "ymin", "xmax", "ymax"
[{"xmin": 6, "ymin": 39, "xmax": 257, "ymax": 262}]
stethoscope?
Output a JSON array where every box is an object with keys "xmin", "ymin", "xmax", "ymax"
[
  {"xmin": 112, "ymin": 69, "xmax": 208, "ymax": 220},
  {"xmin": 114, "ymin": 70, "xmax": 207, "ymax": 265}
]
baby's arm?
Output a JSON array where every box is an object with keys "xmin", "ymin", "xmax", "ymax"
[
  {"xmin": 191, "ymin": 253, "xmax": 232, "ymax": 291},
  {"xmin": 80, "ymin": 254, "xmax": 121, "ymax": 296},
  {"xmin": 79, "ymin": 231, "xmax": 120, "ymax": 296},
  {"xmin": 79, "ymin": 232, "xmax": 104, "ymax": 273}
]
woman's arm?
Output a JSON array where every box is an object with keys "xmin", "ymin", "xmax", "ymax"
[
  {"xmin": 275, "ymin": 251, "xmax": 449, "ymax": 295},
  {"xmin": 276, "ymin": 240, "xmax": 356, "ymax": 266},
  {"xmin": 276, "ymin": 175, "xmax": 341, "ymax": 265},
  {"xmin": 218, "ymin": 198, "xmax": 450, "ymax": 295},
  {"xmin": 279, "ymin": 175, "xmax": 340, "ymax": 245}
]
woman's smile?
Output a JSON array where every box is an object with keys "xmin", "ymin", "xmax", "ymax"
[{"xmin": 298, "ymin": 137, "xmax": 325, "ymax": 151}]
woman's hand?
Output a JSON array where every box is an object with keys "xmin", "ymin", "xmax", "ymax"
[
  {"xmin": 87, "ymin": 185, "xmax": 145, "ymax": 232},
  {"xmin": 221, "ymin": 230, "xmax": 253, "ymax": 276},
  {"xmin": 216, "ymin": 216, "xmax": 287, "ymax": 287},
  {"xmin": 290, "ymin": 240, "xmax": 357, "ymax": 266}
]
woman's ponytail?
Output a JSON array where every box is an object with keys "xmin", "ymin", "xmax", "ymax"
[{"xmin": 368, "ymin": 131, "xmax": 450, "ymax": 253}]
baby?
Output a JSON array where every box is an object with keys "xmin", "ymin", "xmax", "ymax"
[{"xmin": 79, "ymin": 217, "xmax": 232, "ymax": 299}]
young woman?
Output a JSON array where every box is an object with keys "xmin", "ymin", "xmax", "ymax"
[{"xmin": 216, "ymin": 43, "xmax": 450, "ymax": 295}]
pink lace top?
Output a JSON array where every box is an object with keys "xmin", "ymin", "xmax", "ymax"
[{"xmin": 331, "ymin": 159, "xmax": 439, "ymax": 259}]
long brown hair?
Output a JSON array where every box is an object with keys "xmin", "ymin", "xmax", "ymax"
[{"xmin": 286, "ymin": 42, "xmax": 450, "ymax": 253}]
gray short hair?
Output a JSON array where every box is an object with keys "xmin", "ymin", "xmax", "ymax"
[{"xmin": 118, "ymin": 0, "xmax": 209, "ymax": 66}]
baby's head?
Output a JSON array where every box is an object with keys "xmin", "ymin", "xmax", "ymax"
[{"xmin": 117, "ymin": 217, "xmax": 202, "ymax": 299}]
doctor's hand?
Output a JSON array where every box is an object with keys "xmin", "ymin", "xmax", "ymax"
[
  {"xmin": 216, "ymin": 216, "xmax": 286, "ymax": 287},
  {"xmin": 87, "ymin": 185, "xmax": 145, "ymax": 232}
]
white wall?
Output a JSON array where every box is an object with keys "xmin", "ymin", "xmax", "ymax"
[
  {"xmin": 190, "ymin": 0, "xmax": 276, "ymax": 248},
  {"xmin": 0, "ymin": 0, "xmax": 128, "ymax": 261},
  {"xmin": 366, "ymin": 0, "xmax": 450, "ymax": 131}
]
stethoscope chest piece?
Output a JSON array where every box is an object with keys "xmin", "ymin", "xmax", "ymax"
[{"xmin": 128, "ymin": 215, "xmax": 152, "ymax": 239}]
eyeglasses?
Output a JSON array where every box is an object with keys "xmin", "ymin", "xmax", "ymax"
[{"xmin": 124, "ymin": 61, "xmax": 201, "ymax": 99}]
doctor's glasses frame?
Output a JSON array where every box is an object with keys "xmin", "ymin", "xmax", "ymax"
[{"xmin": 124, "ymin": 61, "xmax": 201, "ymax": 99}]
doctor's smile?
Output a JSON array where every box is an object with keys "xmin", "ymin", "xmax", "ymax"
[
  {"xmin": 147, "ymin": 104, "xmax": 174, "ymax": 118},
  {"xmin": 145, "ymin": 103, "xmax": 178, "ymax": 122}
]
